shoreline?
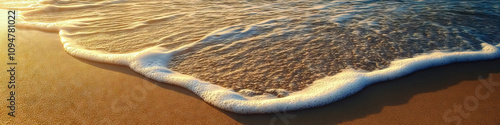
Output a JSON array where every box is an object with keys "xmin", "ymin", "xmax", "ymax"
[{"xmin": 1, "ymin": 29, "xmax": 499, "ymax": 124}]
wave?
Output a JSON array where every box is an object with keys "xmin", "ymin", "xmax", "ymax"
[{"xmin": 8, "ymin": 0, "xmax": 500, "ymax": 113}]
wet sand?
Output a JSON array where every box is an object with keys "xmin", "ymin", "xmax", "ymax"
[
  {"xmin": 0, "ymin": 29, "xmax": 239, "ymax": 124},
  {"xmin": 1, "ymin": 29, "xmax": 499, "ymax": 124}
]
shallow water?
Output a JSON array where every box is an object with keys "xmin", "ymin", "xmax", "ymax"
[{"xmin": 3, "ymin": 0, "xmax": 500, "ymax": 113}]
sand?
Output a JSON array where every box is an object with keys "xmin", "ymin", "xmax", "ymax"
[
  {"xmin": 0, "ymin": 29, "xmax": 238, "ymax": 124},
  {"xmin": 1, "ymin": 29, "xmax": 499, "ymax": 124}
]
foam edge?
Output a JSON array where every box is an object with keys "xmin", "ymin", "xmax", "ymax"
[
  {"xmin": 26, "ymin": 19, "xmax": 497, "ymax": 114},
  {"xmin": 125, "ymin": 42, "xmax": 500, "ymax": 114}
]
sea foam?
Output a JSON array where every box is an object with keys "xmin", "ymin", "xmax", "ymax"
[
  {"xmin": 128, "ymin": 43, "xmax": 500, "ymax": 113},
  {"xmin": 8, "ymin": 0, "xmax": 500, "ymax": 113}
]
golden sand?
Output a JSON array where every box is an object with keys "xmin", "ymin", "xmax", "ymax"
[
  {"xmin": 1, "ymin": 29, "xmax": 499, "ymax": 124},
  {"xmin": 0, "ymin": 29, "xmax": 238, "ymax": 124}
]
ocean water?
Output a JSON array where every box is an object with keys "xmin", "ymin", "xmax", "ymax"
[{"xmin": 3, "ymin": 0, "xmax": 500, "ymax": 113}]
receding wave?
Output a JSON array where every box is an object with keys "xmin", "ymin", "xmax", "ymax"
[{"xmin": 5, "ymin": 0, "xmax": 500, "ymax": 113}]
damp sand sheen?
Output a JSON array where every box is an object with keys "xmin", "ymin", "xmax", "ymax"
[{"xmin": 2, "ymin": 0, "xmax": 499, "ymax": 113}]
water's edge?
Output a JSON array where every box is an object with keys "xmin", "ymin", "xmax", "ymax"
[
  {"xmin": 10, "ymin": 0, "xmax": 500, "ymax": 113},
  {"xmin": 60, "ymin": 27, "xmax": 500, "ymax": 113}
]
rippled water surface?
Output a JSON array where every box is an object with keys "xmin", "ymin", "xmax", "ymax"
[{"xmin": 7, "ymin": 0, "xmax": 500, "ymax": 96}]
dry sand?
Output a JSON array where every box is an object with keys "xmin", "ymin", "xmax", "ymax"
[{"xmin": 1, "ymin": 29, "xmax": 499, "ymax": 124}]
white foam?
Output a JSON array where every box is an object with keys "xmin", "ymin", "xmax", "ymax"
[
  {"xmin": 17, "ymin": 11, "xmax": 94, "ymax": 33},
  {"xmin": 15, "ymin": 0, "xmax": 500, "ymax": 114},
  {"xmin": 125, "ymin": 40, "xmax": 500, "ymax": 114}
]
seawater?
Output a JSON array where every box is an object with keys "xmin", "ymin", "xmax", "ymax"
[{"xmin": 2, "ymin": 0, "xmax": 499, "ymax": 113}]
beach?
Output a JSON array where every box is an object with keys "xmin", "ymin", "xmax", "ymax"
[
  {"xmin": 1, "ymin": 29, "xmax": 239, "ymax": 124},
  {"xmin": 2, "ymin": 0, "xmax": 499, "ymax": 115},
  {"xmin": 1, "ymin": 29, "xmax": 499, "ymax": 124}
]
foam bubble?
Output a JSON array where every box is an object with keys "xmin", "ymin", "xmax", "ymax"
[
  {"xmin": 13, "ymin": 0, "xmax": 500, "ymax": 114},
  {"xmin": 123, "ymin": 39, "xmax": 500, "ymax": 114}
]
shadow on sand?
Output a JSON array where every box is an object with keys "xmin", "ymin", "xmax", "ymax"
[
  {"xmin": 76, "ymin": 55, "xmax": 500, "ymax": 125},
  {"xmin": 221, "ymin": 58, "xmax": 500, "ymax": 125}
]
